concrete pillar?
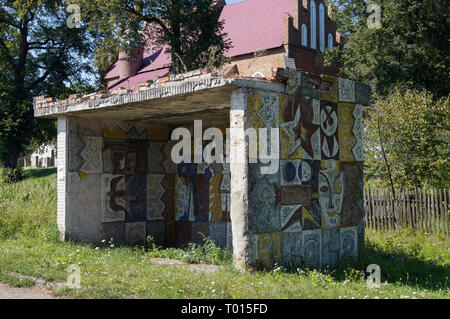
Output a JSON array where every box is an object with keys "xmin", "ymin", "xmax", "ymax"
[
  {"xmin": 57, "ymin": 117, "xmax": 68, "ymax": 240},
  {"xmin": 230, "ymin": 88, "xmax": 251, "ymax": 271}
]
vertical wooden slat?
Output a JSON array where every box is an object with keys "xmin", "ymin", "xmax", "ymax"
[
  {"xmin": 407, "ymin": 189, "xmax": 413, "ymax": 230},
  {"xmin": 419, "ymin": 188, "xmax": 424, "ymax": 232},
  {"xmin": 376, "ymin": 189, "xmax": 381, "ymax": 231},
  {"xmin": 371, "ymin": 189, "xmax": 376, "ymax": 231},
  {"xmin": 386, "ymin": 190, "xmax": 393, "ymax": 231},
  {"xmin": 367, "ymin": 189, "xmax": 371, "ymax": 230},
  {"xmin": 414, "ymin": 188, "xmax": 419, "ymax": 231},
  {"xmin": 394, "ymin": 189, "xmax": 398, "ymax": 230},
  {"xmin": 390, "ymin": 189, "xmax": 394, "ymax": 231},
  {"xmin": 363, "ymin": 189, "xmax": 368, "ymax": 229},
  {"xmin": 402, "ymin": 190, "xmax": 408, "ymax": 226},
  {"xmin": 435, "ymin": 189, "xmax": 441, "ymax": 234},
  {"xmin": 438, "ymin": 189, "xmax": 445, "ymax": 234},
  {"xmin": 426, "ymin": 188, "xmax": 431, "ymax": 233},
  {"xmin": 366, "ymin": 188, "xmax": 373, "ymax": 229},
  {"xmin": 411, "ymin": 189, "xmax": 415, "ymax": 229},
  {"xmin": 401, "ymin": 189, "xmax": 406, "ymax": 229},
  {"xmin": 384, "ymin": 189, "xmax": 389, "ymax": 231},
  {"xmin": 421, "ymin": 188, "xmax": 426, "ymax": 232},
  {"xmin": 431, "ymin": 189, "xmax": 436, "ymax": 234},
  {"xmin": 444, "ymin": 189, "xmax": 450, "ymax": 235}
]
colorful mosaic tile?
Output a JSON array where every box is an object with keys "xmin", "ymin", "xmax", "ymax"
[
  {"xmin": 302, "ymin": 230, "xmax": 322, "ymax": 268},
  {"xmin": 340, "ymin": 227, "xmax": 358, "ymax": 258},
  {"xmin": 319, "ymin": 75, "xmax": 338, "ymax": 103},
  {"xmin": 338, "ymin": 78, "xmax": 356, "ymax": 103},
  {"xmin": 338, "ymin": 102, "xmax": 357, "ymax": 162},
  {"xmin": 257, "ymin": 232, "xmax": 282, "ymax": 267}
]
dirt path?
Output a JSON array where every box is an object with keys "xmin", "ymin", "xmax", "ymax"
[
  {"xmin": 0, "ymin": 283, "xmax": 61, "ymax": 299},
  {"xmin": 0, "ymin": 258, "xmax": 220, "ymax": 299}
]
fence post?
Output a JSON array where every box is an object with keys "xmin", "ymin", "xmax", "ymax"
[{"xmin": 414, "ymin": 188, "xmax": 419, "ymax": 231}]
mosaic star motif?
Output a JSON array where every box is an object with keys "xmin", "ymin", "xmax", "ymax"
[{"xmin": 280, "ymin": 107, "xmax": 302, "ymax": 157}]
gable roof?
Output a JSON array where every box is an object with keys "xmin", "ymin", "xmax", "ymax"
[
  {"xmin": 221, "ymin": 0, "xmax": 293, "ymax": 57},
  {"xmin": 106, "ymin": 0, "xmax": 293, "ymax": 90}
]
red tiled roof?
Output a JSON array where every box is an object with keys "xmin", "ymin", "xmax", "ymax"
[
  {"xmin": 106, "ymin": 0, "xmax": 293, "ymax": 89},
  {"xmin": 221, "ymin": 0, "xmax": 293, "ymax": 57}
]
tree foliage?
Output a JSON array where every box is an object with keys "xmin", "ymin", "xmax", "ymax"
[
  {"xmin": 326, "ymin": 0, "xmax": 450, "ymax": 98},
  {"xmin": 364, "ymin": 88, "xmax": 449, "ymax": 189},
  {"xmin": 74, "ymin": 0, "xmax": 231, "ymax": 78},
  {"xmin": 326, "ymin": 0, "xmax": 449, "ymax": 189},
  {"xmin": 0, "ymin": 0, "xmax": 93, "ymax": 171}
]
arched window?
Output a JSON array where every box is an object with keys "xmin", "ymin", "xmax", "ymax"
[
  {"xmin": 328, "ymin": 33, "xmax": 333, "ymax": 49},
  {"xmin": 319, "ymin": 3, "xmax": 325, "ymax": 52},
  {"xmin": 301, "ymin": 24, "xmax": 308, "ymax": 46},
  {"xmin": 310, "ymin": 0, "xmax": 317, "ymax": 49}
]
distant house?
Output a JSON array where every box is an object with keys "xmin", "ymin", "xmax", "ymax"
[
  {"xmin": 23, "ymin": 144, "xmax": 56, "ymax": 168},
  {"xmin": 104, "ymin": 0, "xmax": 341, "ymax": 90}
]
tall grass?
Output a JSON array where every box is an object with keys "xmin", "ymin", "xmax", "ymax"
[
  {"xmin": 0, "ymin": 168, "xmax": 58, "ymax": 239},
  {"xmin": 0, "ymin": 168, "xmax": 448, "ymax": 298}
]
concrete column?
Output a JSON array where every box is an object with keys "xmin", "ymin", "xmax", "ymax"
[
  {"xmin": 56, "ymin": 117, "xmax": 68, "ymax": 240},
  {"xmin": 230, "ymin": 88, "xmax": 250, "ymax": 271}
]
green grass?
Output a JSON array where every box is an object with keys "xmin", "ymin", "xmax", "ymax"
[{"xmin": 0, "ymin": 168, "xmax": 448, "ymax": 299}]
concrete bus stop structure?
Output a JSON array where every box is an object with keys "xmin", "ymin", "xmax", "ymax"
[{"xmin": 34, "ymin": 68, "xmax": 370, "ymax": 270}]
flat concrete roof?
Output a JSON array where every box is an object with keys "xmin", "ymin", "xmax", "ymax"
[{"xmin": 33, "ymin": 75, "xmax": 286, "ymax": 124}]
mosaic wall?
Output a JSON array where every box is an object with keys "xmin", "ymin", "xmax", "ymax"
[
  {"xmin": 64, "ymin": 71, "xmax": 368, "ymax": 269},
  {"xmin": 245, "ymin": 72, "xmax": 368, "ymax": 268},
  {"xmin": 67, "ymin": 118, "xmax": 232, "ymax": 249}
]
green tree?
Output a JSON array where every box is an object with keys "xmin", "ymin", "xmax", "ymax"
[
  {"xmin": 75, "ymin": 0, "xmax": 231, "ymax": 79},
  {"xmin": 365, "ymin": 88, "xmax": 450, "ymax": 189},
  {"xmin": 0, "ymin": 0, "xmax": 93, "ymax": 172},
  {"xmin": 326, "ymin": 0, "xmax": 450, "ymax": 98}
]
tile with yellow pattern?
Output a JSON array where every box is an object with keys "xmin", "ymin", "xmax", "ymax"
[
  {"xmin": 257, "ymin": 232, "xmax": 282, "ymax": 268},
  {"xmin": 338, "ymin": 102, "xmax": 357, "ymax": 162},
  {"xmin": 319, "ymin": 75, "xmax": 338, "ymax": 103}
]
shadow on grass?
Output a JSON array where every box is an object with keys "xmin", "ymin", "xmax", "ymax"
[
  {"xmin": 23, "ymin": 168, "xmax": 57, "ymax": 179},
  {"xmin": 328, "ymin": 241, "xmax": 449, "ymax": 291}
]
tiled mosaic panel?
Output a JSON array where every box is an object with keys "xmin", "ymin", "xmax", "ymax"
[
  {"xmin": 68, "ymin": 120, "xmax": 230, "ymax": 248},
  {"xmin": 247, "ymin": 73, "xmax": 367, "ymax": 268}
]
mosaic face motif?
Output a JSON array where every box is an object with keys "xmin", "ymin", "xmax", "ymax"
[{"xmin": 319, "ymin": 161, "xmax": 344, "ymax": 228}]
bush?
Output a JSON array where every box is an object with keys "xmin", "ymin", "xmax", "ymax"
[{"xmin": 1, "ymin": 167, "xmax": 23, "ymax": 183}]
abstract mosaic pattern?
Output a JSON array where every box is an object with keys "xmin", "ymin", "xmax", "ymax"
[
  {"xmin": 302, "ymin": 230, "xmax": 322, "ymax": 268},
  {"xmin": 257, "ymin": 232, "xmax": 282, "ymax": 268},
  {"xmin": 65, "ymin": 71, "xmax": 368, "ymax": 265},
  {"xmin": 248, "ymin": 71, "xmax": 368, "ymax": 268},
  {"xmin": 69, "ymin": 121, "xmax": 230, "ymax": 247},
  {"xmin": 340, "ymin": 227, "xmax": 358, "ymax": 258}
]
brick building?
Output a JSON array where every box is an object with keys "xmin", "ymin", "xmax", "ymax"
[{"xmin": 105, "ymin": 0, "xmax": 341, "ymax": 90}]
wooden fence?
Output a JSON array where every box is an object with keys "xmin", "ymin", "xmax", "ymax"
[{"xmin": 364, "ymin": 189, "xmax": 449, "ymax": 235}]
